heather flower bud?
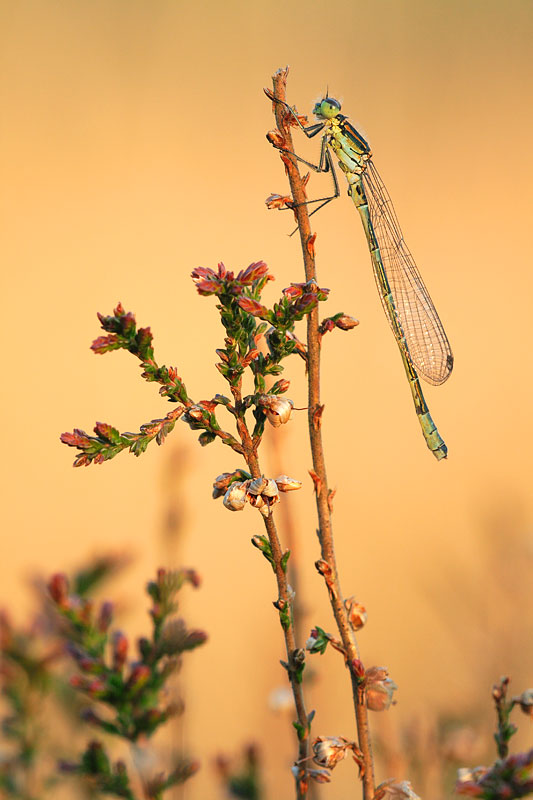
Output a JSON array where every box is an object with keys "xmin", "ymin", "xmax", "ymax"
[
  {"xmin": 237, "ymin": 296, "xmax": 268, "ymax": 316},
  {"xmin": 365, "ymin": 666, "xmax": 398, "ymax": 711},
  {"xmin": 262, "ymin": 479, "xmax": 280, "ymax": 498},
  {"xmin": 516, "ymin": 688, "xmax": 533, "ymax": 716},
  {"xmin": 335, "ymin": 315, "xmax": 359, "ymax": 330},
  {"xmin": 271, "ymin": 379, "xmax": 290, "ymax": 394},
  {"xmin": 312, "ymin": 736, "xmax": 353, "ymax": 769},
  {"xmin": 265, "ymin": 193, "xmax": 292, "ymax": 210},
  {"xmin": 187, "ymin": 405, "xmax": 205, "ymax": 422},
  {"xmin": 223, "ymin": 481, "xmax": 248, "ymax": 512},
  {"xmin": 275, "ymin": 475, "xmax": 302, "ymax": 492},
  {"xmin": 86, "ymin": 678, "xmax": 106, "ymax": 698},
  {"xmin": 266, "ymin": 129, "xmax": 286, "ymax": 148},
  {"xmin": 237, "ymin": 260, "xmax": 269, "ymax": 284},
  {"xmin": 248, "ymin": 494, "xmax": 265, "ymax": 510},
  {"xmin": 95, "ymin": 600, "xmax": 113, "ymax": 632},
  {"xmin": 351, "ymin": 658, "xmax": 366, "ymax": 680},
  {"xmin": 127, "ymin": 664, "xmax": 151, "ymax": 693},
  {"xmin": 48, "ymin": 573, "xmax": 70, "ymax": 609},
  {"xmin": 212, "ymin": 472, "xmax": 234, "ymax": 498},
  {"xmin": 258, "ymin": 394, "xmax": 294, "ymax": 427},
  {"xmin": 345, "ymin": 597, "xmax": 367, "ymax": 631},
  {"xmin": 248, "ymin": 476, "xmax": 267, "ymax": 495},
  {"xmin": 306, "ymin": 627, "xmax": 329, "ymax": 655},
  {"xmin": 112, "ymin": 631, "xmax": 129, "ymax": 671}
]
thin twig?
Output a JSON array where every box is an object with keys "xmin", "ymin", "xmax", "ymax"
[
  {"xmin": 230, "ymin": 382, "xmax": 311, "ymax": 799},
  {"xmin": 270, "ymin": 67, "xmax": 376, "ymax": 799}
]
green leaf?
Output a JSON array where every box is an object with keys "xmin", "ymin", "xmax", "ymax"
[
  {"xmin": 292, "ymin": 720, "xmax": 306, "ymax": 741},
  {"xmin": 198, "ymin": 431, "xmax": 217, "ymax": 446}
]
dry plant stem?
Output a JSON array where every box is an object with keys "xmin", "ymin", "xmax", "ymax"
[
  {"xmin": 231, "ymin": 383, "xmax": 310, "ymax": 800},
  {"xmin": 266, "ymin": 428, "xmax": 305, "ymax": 646},
  {"xmin": 271, "ymin": 69, "xmax": 376, "ymax": 799}
]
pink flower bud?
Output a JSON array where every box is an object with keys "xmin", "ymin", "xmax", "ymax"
[
  {"xmin": 112, "ymin": 631, "xmax": 129, "ymax": 671},
  {"xmin": 97, "ymin": 601, "xmax": 114, "ymax": 632},
  {"xmin": 351, "ymin": 659, "xmax": 366, "ymax": 680},
  {"xmin": 212, "ymin": 472, "xmax": 234, "ymax": 498},
  {"xmin": 335, "ymin": 315, "xmax": 359, "ymax": 330},
  {"xmin": 127, "ymin": 664, "xmax": 151, "ymax": 692},
  {"xmin": 237, "ymin": 261, "xmax": 269, "ymax": 284},
  {"xmin": 48, "ymin": 574, "xmax": 70, "ymax": 609},
  {"xmin": 283, "ymin": 284, "xmax": 304, "ymax": 300},
  {"xmin": 272, "ymin": 379, "xmax": 290, "ymax": 394},
  {"xmin": 237, "ymin": 297, "xmax": 268, "ymax": 316},
  {"xmin": 87, "ymin": 678, "xmax": 106, "ymax": 698}
]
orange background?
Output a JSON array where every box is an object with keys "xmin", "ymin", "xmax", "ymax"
[{"xmin": 1, "ymin": 1, "xmax": 532, "ymax": 797}]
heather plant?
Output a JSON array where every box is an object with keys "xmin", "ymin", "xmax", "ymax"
[
  {"xmin": 0, "ymin": 560, "xmax": 205, "ymax": 800},
  {"xmin": 50, "ymin": 567, "xmax": 205, "ymax": 799},
  {"xmin": 454, "ymin": 678, "xmax": 533, "ymax": 799},
  {"xmin": 55, "ymin": 67, "xmax": 532, "ymax": 800},
  {"xmin": 0, "ymin": 555, "xmax": 129, "ymax": 798}
]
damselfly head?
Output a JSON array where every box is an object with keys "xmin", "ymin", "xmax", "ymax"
[{"xmin": 313, "ymin": 96, "xmax": 342, "ymax": 120}]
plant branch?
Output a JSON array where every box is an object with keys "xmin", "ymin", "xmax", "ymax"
[
  {"xmin": 231, "ymin": 375, "xmax": 311, "ymax": 800},
  {"xmin": 269, "ymin": 67, "xmax": 375, "ymax": 799}
]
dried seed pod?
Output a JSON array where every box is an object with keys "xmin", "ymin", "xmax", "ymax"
[
  {"xmin": 275, "ymin": 475, "xmax": 302, "ymax": 492},
  {"xmin": 223, "ymin": 482, "xmax": 248, "ymax": 512}
]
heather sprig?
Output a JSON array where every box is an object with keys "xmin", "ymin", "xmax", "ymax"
[
  {"xmin": 61, "ymin": 263, "xmax": 331, "ymax": 468},
  {"xmin": 48, "ymin": 568, "xmax": 205, "ymax": 744}
]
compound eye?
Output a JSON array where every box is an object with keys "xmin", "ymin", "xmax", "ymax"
[{"xmin": 326, "ymin": 97, "xmax": 341, "ymax": 111}]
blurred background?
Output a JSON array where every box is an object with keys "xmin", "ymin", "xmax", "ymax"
[{"xmin": 1, "ymin": 0, "xmax": 532, "ymax": 797}]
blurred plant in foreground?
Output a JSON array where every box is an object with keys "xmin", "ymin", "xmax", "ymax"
[
  {"xmin": 455, "ymin": 677, "xmax": 533, "ymax": 798},
  {"xmin": 50, "ymin": 567, "xmax": 205, "ymax": 799},
  {"xmin": 0, "ymin": 560, "xmax": 205, "ymax": 800},
  {"xmin": 0, "ymin": 554, "xmax": 129, "ymax": 799},
  {"xmin": 214, "ymin": 743, "xmax": 262, "ymax": 800}
]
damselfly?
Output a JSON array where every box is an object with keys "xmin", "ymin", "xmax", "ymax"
[{"xmin": 270, "ymin": 95, "xmax": 453, "ymax": 460}]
